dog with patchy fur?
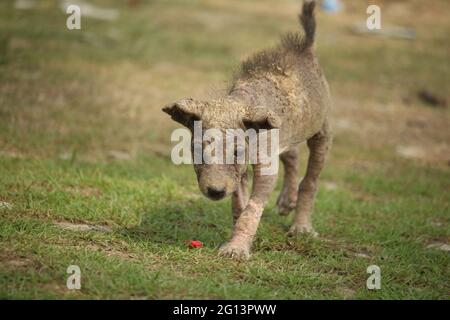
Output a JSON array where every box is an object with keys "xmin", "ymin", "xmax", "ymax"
[{"xmin": 163, "ymin": 0, "xmax": 331, "ymax": 259}]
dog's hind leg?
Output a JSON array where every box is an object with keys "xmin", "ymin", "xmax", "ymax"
[
  {"xmin": 288, "ymin": 119, "xmax": 331, "ymax": 237},
  {"xmin": 276, "ymin": 149, "xmax": 299, "ymax": 216}
]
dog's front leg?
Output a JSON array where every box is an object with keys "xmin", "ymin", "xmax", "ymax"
[
  {"xmin": 220, "ymin": 164, "xmax": 277, "ymax": 260},
  {"xmin": 231, "ymin": 171, "xmax": 249, "ymax": 225}
]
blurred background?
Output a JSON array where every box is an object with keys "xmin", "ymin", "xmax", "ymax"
[
  {"xmin": 1, "ymin": 0, "xmax": 448, "ymax": 163},
  {"xmin": 0, "ymin": 0, "xmax": 449, "ymax": 299}
]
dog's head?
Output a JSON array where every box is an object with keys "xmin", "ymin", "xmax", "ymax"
[{"xmin": 163, "ymin": 98, "xmax": 280, "ymax": 200}]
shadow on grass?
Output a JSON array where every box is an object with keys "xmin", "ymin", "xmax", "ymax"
[{"xmin": 121, "ymin": 199, "xmax": 231, "ymax": 248}]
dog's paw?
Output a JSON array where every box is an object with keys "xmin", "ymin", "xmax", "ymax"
[
  {"xmin": 287, "ymin": 224, "xmax": 318, "ymax": 237},
  {"xmin": 218, "ymin": 242, "xmax": 250, "ymax": 260},
  {"xmin": 276, "ymin": 191, "xmax": 297, "ymax": 216}
]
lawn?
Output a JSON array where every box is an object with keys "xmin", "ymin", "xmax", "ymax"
[{"xmin": 0, "ymin": 0, "xmax": 449, "ymax": 299}]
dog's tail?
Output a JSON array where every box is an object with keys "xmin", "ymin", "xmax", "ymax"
[{"xmin": 299, "ymin": 0, "xmax": 316, "ymax": 50}]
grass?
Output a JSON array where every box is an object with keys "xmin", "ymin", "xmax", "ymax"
[{"xmin": 0, "ymin": 0, "xmax": 449, "ymax": 299}]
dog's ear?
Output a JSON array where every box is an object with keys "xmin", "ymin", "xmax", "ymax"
[
  {"xmin": 242, "ymin": 106, "xmax": 281, "ymax": 131},
  {"xmin": 162, "ymin": 98, "xmax": 202, "ymax": 128}
]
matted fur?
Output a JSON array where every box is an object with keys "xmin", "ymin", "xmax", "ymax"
[
  {"xmin": 163, "ymin": 0, "xmax": 331, "ymax": 260},
  {"xmin": 233, "ymin": 0, "xmax": 316, "ymax": 83}
]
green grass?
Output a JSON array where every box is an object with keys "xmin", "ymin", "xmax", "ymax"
[{"xmin": 0, "ymin": 0, "xmax": 449, "ymax": 299}]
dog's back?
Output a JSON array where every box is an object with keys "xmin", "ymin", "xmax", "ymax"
[{"xmin": 229, "ymin": 0, "xmax": 331, "ymax": 147}]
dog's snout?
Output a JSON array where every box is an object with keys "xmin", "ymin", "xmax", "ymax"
[{"xmin": 207, "ymin": 187, "xmax": 226, "ymax": 200}]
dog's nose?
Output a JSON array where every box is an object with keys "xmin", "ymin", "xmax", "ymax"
[{"xmin": 207, "ymin": 187, "xmax": 226, "ymax": 200}]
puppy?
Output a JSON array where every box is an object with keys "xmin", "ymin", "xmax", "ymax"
[{"xmin": 163, "ymin": 0, "xmax": 331, "ymax": 259}]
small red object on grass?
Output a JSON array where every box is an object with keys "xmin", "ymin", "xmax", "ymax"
[{"xmin": 188, "ymin": 240, "xmax": 203, "ymax": 249}]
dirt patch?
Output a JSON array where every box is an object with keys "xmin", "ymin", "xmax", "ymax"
[
  {"xmin": 336, "ymin": 286, "xmax": 356, "ymax": 299},
  {"xmin": 396, "ymin": 145, "xmax": 426, "ymax": 159},
  {"xmin": 106, "ymin": 150, "xmax": 133, "ymax": 161},
  {"xmin": 332, "ymin": 98, "xmax": 450, "ymax": 166},
  {"xmin": 351, "ymin": 252, "xmax": 371, "ymax": 259},
  {"xmin": 54, "ymin": 222, "xmax": 112, "ymax": 233},
  {"xmin": 323, "ymin": 181, "xmax": 338, "ymax": 191},
  {"xmin": 0, "ymin": 250, "xmax": 39, "ymax": 270},
  {"xmin": 426, "ymin": 243, "xmax": 450, "ymax": 252},
  {"xmin": 0, "ymin": 201, "xmax": 13, "ymax": 210},
  {"xmin": 39, "ymin": 282, "xmax": 70, "ymax": 295},
  {"xmin": 428, "ymin": 217, "xmax": 448, "ymax": 228},
  {"xmin": 3, "ymin": 257, "xmax": 33, "ymax": 268},
  {"xmin": 0, "ymin": 150, "xmax": 25, "ymax": 159},
  {"xmin": 85, "ymin": 244, "xmax": 138, "ymax": 260}
]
